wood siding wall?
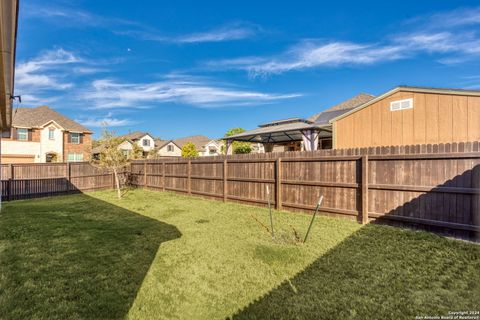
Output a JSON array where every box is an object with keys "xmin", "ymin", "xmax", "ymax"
[
  {"xmin": 131, "ymin": 142, "xmax": 480, "ymax": 239},
  {"xmin": 334, "ymin": 91, "xmax": 480, "ymax": 148}
]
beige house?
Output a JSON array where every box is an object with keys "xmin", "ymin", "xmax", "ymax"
[
  {"xmin": 118, "ymin": 131, "xmax": 156, "ymax": 157},
  {"xmin": 156, "ymin": 135, "xmax": 222, "ymax": 157},
  {"xmin": 1, "ymin": 106, "xmax": 92, "ymax": 163}
]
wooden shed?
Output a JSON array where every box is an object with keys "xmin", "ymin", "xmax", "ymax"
[{"xmin": 331, "ymin": 86, "xmax": 480, "ymax": 149}]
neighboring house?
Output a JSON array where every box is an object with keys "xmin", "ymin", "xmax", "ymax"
[
  {"xmin": 1, "ymin": 106, "xmax": 92, "ymax": 163},
  {"xmin": 156, "ymin": 139, "xmax": 182, "ymax": 157},
  {"xmin": 156, "ymin": 135, "xmax": 222, "ymax": 157},
  {"xmin": 119, "ymin": 131, "xmax": 155, "ymax": 157},
  {"xmin": 92, "ymin": 131, "xmax": 156, "ymax": 159},
  {"xmin": 225, "ymin": 86, "xmax": 480, "ymax": 151}
]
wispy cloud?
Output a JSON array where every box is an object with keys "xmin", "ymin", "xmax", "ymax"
[
  {"xmin": 76, "ymin": 113, "xmax": 137, "ymax": 127},
  {"xmin": 206, "ymin": 7, "xmax": 480, "ymax": 76},
  {"xmin": 176, "ymin": 23, "xmax": 259, "ymax": 43},
  {"xmin": 25, "ymin": 3, "xmax": 259, "ymax": 44},
  {"xmin": 15, "ymin": 49, "xmax": 83, "ymax": 105},
  {"xmin": 116, "ymin": 22, "xmax": 261, "ymax": 44},
  {"xmin": 83, "ymin": 76, "xmax": 300, "ymax": 109}
]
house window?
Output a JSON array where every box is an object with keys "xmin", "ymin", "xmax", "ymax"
[
  {"xmin": 70, "ymin": 132, "xmax": 80, "ymax": 144},
  {"xmin": 390, "ymin": 98, "xmax": 413, "ymax": 111},
  {"xmin": 143, "ymin": 139, "xmax": 150, "ymax": 147},
  {"xmin": 48, "ymin": 128, "xmax": 55, "ymax": 140},
  {"xmin": 209, "ymin": 147, "xmax": 216, "ymax": 154},
  {"xmin": 167, "ymin": 145, "xmax": 174, "ymax": 152},
  {"xmin": 16, "ymin": 128, "xmax": 28, "ymax": 141},
  {"xmin": 122, "ymin": 150, "xmax": 129, "ymax": 158},
  {"xmin": 67, "ymin": 153, "xmax": 84, "ymax": 162}
]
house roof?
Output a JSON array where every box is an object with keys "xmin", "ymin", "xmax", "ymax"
[
  {"xmin": 173, "ymin": 135, "xmax": 213, "ymax": 151},
  {"xmin": 12, "ymin": 106, "xmax": 91, "ymax": 133},
  {"xmin": 307, "ymin": 93, "xmax": 375, "ymax": 123},
  {"xmin": 329, "ymin": 86, "xmax": 480, "ymax": 123},
  {"xmin": 120, "ymin": 131, "xmax": 152, "ymax": 141},
  {"xmin": 155, "ymin": 139, "xmax": 175, "ymax": 149}
]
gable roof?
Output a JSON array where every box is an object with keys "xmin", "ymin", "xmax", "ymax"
[
  {"xmin": 120, "ymin": 131, "xmax": 153, "ymax": 141},
  {"xmin": 173, "ymin": 135, "xmax": 213, "ymax": 151},
  {"xmin": 307, "ymin": 93, "xmax": 375, "ymax": 123},
  {"xmin": 155, "ymin": 139, "xmax": 179, "ymax": 149},
  {"xmin": 329, "ymin": 86, "xmax": 480, "ymax": 123},
  {"xmin": 12, "ymin": 106, "xmax": 91, "ymax": 133}
]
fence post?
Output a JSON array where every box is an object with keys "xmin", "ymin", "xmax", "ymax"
[
  {"xmin": 223, "ymin": 159, "xmax": 228, "ymax": 202},
  {"xmin": 187, "ymin": 160, "xmax": 192, "ymax": 195},
  {"xmin": 67, "ymin": 162, "xmax": 71, "ymax": 192},
  {"xmin": 162, "ymin": 162, "xmax": 166, "ymax": 191},
  {"xmin": 275, "ymin": 157, "xmax": 282, "ymax": 210},
  {"xmin": 8, "ymin": 164, "xmax": 13, "ymax": 201},
  {"xmin": 144, "ymin": 161, "xmax": 147, "ymax": 188},
  {"xmin": 361, "ymin": 155, "xmax": 369, "ymax": 224},
  {"xmin": 472, "ymin": 163, "xmax": 480, "ymax": 239}
]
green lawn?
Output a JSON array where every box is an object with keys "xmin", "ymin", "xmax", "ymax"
[{"xmin": 0, "ymin": 189, "xmax": 479, "ymax": 320}]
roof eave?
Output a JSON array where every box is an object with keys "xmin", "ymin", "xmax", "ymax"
[{"xmin": 329, "ymin": 86, "xmax": 480, "ymax": 124}]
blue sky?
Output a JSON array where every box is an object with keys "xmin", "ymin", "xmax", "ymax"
[{"xmin": 15, "ymin": 0, "xmax": 480, "ymax": 139}]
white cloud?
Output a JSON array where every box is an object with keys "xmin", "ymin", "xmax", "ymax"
[
  {"xmin": 116, "ymin": 22, "xmax": 260, "ymax": 44},
  {"xmin": 76, "ymin": 114, "xmax": 136, "ymax": 127},
  {"xmin": 16, "ymin": 48, "xmax": 81, "ymax": 90},
  {"xmin": 209, "ymin": 30, "xmax": 480, "ymax": 76},
  {"xmin": 177, "ymin": 23, "xmax": 259, "ymax": 43},
  {"xmin": 84, "ymin": 77, "xmax": 301, "ymax": 109}
]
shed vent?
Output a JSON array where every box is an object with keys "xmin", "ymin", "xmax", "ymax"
[{"xmin": 390, "ymin": 98, "xmax": 413, "ymax": 111}]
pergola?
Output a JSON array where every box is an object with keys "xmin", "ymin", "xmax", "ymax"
[{"xmin": 223, "ymin": 118, "xmax": 332, "ymax": 153}]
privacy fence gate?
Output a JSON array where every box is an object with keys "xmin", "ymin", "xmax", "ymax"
[{"xmin": 1, "ymin": 142, "xmax": 479, "ymax": 239}]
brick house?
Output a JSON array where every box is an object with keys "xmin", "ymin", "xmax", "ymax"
[{"xmin": 0, "ymin": 106, "xmax": 92, "ymax": 163}]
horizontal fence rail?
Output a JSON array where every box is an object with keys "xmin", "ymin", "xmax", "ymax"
[{"xmin": 131, "ymin": 142, "xmax": 480, "ymax": 239}]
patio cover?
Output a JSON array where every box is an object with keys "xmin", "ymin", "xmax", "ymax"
[{"xmin": 222, "ymin": 118, "xmax": 332, "ymax": 152}]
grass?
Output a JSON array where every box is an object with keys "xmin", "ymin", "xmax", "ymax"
[{"xmin": 0, "ymin": 189, "xmax": 478, "ymax": 319}]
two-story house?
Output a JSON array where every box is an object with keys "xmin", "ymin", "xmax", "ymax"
[
  {"xmin": 118, "ymin": 131, "xmax": 155, "ymax": 157},
  {"xmin": 0, "ymin": 106, "xmax": 92, "ymax": 163}
]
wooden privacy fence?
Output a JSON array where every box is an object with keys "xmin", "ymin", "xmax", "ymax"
[
  {"xmin": 0, "ymin": 162, "xmax": 113, "ymax": 201},
  {"xmin": 131, "ymin": 142, "xmax": 480, "ymax": 237}
]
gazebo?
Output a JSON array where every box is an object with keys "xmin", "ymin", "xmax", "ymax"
[
  {"xmin": 222, "ymin": 93, "xmax": 376, "ymax": 153},
  {"xmin": 223, "ymin": 118, "xmax": 332, "ymax": 153}
]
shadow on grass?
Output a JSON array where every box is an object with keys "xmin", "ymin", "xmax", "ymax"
[
  {"xmin": 0, "ymin": 193, "xmax": 181, "ymax": 320},
  {"xmin": 231, "ymin": 225, "xmax": 480, "ymax": 320}
]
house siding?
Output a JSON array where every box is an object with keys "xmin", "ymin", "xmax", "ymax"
[
  {"xmin": 63, "ymin": 132, "xmax": 92, "ymax": 161},
  {"xmin": 334, "ymin": 90, "xmax": 480, "ymax": 149}
]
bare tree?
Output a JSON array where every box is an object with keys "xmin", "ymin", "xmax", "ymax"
[{"xmin": 91, "ymin": 128, "xmax": 129, "ymax": 199}]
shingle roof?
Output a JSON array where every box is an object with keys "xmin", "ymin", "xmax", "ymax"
[
  {"xmin": 120, "ymin": 131, "xmax": 150, "ymax": 141},
  {"xmin": 173, "ymin": 135, "xmax": 212, "ymax": 151},
  {"xmin": 155, "ymin": 139, "xmax": 172, "ymax": 149},
  {"xmin": 307, "ymin": 93, "xmax": 375, "ymax": 122},
  {"xmin": 12, "ymin": 106, "xmax": 91, "ymax": 133}
]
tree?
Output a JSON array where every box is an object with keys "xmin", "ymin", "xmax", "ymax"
[
  {"xmin": 224, "ymin": 128, "xmax": 252, "ymax": 154},
  {"xmin": 91, "ymin": 128, "xmax": 129, "ymax": 199},
  {"xmin": 181, "ymin": 142, "xmax": 199, "ymax": 158},
  {"xmin": 130, "ymin": 143, "xmax": 144, "ymax": 159}
]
